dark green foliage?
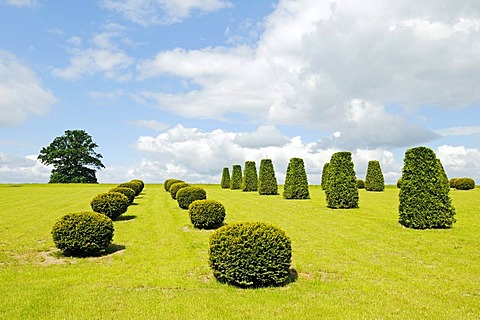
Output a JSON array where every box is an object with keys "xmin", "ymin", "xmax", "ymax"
[
  {"xmin": 118, "ymin": 182, "xmax": 142, "ymax": 196},
  {"xmin": 325, "ymin": 152, "xmax": 359, "ymax": 209},
  {"xmin": 209, "ymin": 222, "xmax": 292, "ymax": 288},
  {"xmin": 169, "ymin": 182, "xmax": 190, "ymax": 200},
  {"xmin": 129, "ymin": 179, "xmax": 144, "ymax": 194},
  {"xmin": 449, "ymin": 178, "xmax": 458, "ymax": 189},
  {"xmin": 399, "ymin": 147, "xmax": 456, "ymax": 229},
  {"xmin": 177, "ymin": 186, "xmax": 207, "ymax": 209},
  {"xmin": 454, "ymin": 178, "xmax": 475, "ymax": 190},
  {"xmin": 90, "ymin": 192, "xmax": 129, "ymax": 220},
  {"xmin": 189, "ymin": 199, "xmax": 226, "ymax": 229},
  {"xmin": 230, "ymin": 165, "xmax": 242, "ymax": 190},
  {"xmin": 283, "ymin": 158, "xmax": 310, "ymax": 199},
  {"xmin": 109, "ymin": 187, "xmax": 135, "ymax": 204},
  {"xmin": 321, "ymin": 162, "xmax": 330, "ymax": 190},
  {"xmin": 365, "ymin": 160, "xmax": 385, "ymax": 192},
  {"xmin": 357, "ymin": 179, "xmax": 365, "ymax": 189},
  {"xmin": 242, "ymin": 161, "xmax": 258, "ymax": 192},
  {"xmin": 51, "ymin": 211, "xmax": 114, "ymax": 257},
  {"xmin": 37, "ymin": 130, "xmax": 105, "ymax": 184},
  {"xmin": 220, "ymin": 168, "xmax": 230, "ymax": 189},
  {"xmin": 397, "ymin": 178, "xmax": 402, "ymax": 189},
  {"xmin": 258, "ymin": 159, "xmax": 278, "ymax": 195},
  {"xmin": 165, "ymin": 179, "xmax": 184, "ymax": 192}
]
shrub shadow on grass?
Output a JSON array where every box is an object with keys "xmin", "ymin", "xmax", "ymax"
[
  {"xmin": 116, "ymin": 215, "xmax": 136, "ymax": 221},
  {"xmin": 54, "ymin": 243, "xmax": 126, "ymax": 259}
]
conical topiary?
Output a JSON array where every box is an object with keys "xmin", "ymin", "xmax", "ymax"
[
  {"xmin": 258, "ymin": 159, "xmax": 278, "ymax": 195},
  {"xmin": 399, "ymin": 147, "xmax": 456, "ymax": 229},
  {"xmin": 321, "ymin": 162, "xmax": 330, "ymax": 190},
  {"xmin": 220, "ymin": 167, "xmax": 230, "ymax": 189},
  {"xmin": 283, "ymin": 158, "xmax": 310, "ymax": 199},
  {"xmin": 230, "ymin": 165, "xmax": 242, "ymax": 190},
  {"xmin": 365, "ymin": 160, "xmax": 385, "ymax": 192},
  {"xmin": 242, "ymin": 161, "xmax": 258, "ymax": 192},
  {"xmin": 325, "ymin": 151, "xmax": 359, "ymax": 209}
]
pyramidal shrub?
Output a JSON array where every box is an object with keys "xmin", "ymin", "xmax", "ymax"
[
  {"xmin": 325, "ymin": 151, "xmax": 359, "ymax": 209},
  {"xmin": 399, "ymin": 146, "xmax": 456, "ymax": 229},
  {"xmin": 258, "ymin": 159, "xmax": 278, "ymax": 195},
  {"xmin": 220, "ymin": 167, "xmax": 230, "ymax": 189},
  {"xmin": 365, "ymin": 160, "xmax": 385, "ymax": 192},
  {"xmin": 283, "ymin": 158, "xmax": 310, "ymax": 199},
  {"xmin": 242, "ymin": 161, "xmax": 258, "ymax": 192},
  {"xmin": 230, "ymin": 165, "xmax": 242, "ymax": 190},
  {"xmin": 321, "ymin": 162, "xmax": 330, "ymax": 190}
]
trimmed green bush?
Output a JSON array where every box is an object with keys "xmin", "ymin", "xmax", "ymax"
[
  {"xmin": 258, "ymin": 159, "xmax": 278, "ymax": 195},
  {"xmin": 357, "ymin": 179, "xmax": 365, "ymax": 189},
  {"xmin": 220, "ymin": 167, "xmax": 230, "ymax": 189},
  {"xmin": 177, "ymin": 186, "xmax": 207, "ymax": 209},
  {"xmin": 325, "ymin": 151, "xmax": 359, "ymax": 209},
  {"xmin": 365, "ymin": 160, "xmax": 385, "ymax": 192},
  {"xmin": 449, "ymin": 178, "xmax": 458, "ymax": 189},
  {"xmin": 399, "ymin": 146, "xmax": 456, "ymax": 229},
  {"xmin": 242, "ymin": 161, "xmax": 258, "ymax": 192},
  {"xmin": 169, "ymin": 182, "xmax": 190, "ymax": 200},
  {"xmin": 230, "ymin": 165, "xmax": 242, "ymax": 190},
  {"xmin": 129, "ymin": 179, "xmax": 144, "ymax": 194},
  {"xmin": 321, "ymin": 162, "xmax": 330, "ymax": 190},
  {"xmin": 164, "ymin": 179, "xmax": 183, "ymax": 192},
  {"xmin": 189, "ymin": 199, "xmax": 226, "ymax": 229},
  {"xmin": 51, "ymin": 211, "xmax": 114, "ymax": 257},
  {"xmin": 109, "ymin": 187, "xmax": 135, "ymax": 204},
  {"xmin": 397, "ymin": 178, "xmax": 402, "ymax": 189},
  {"xmin": 283, "ymin": 158, "xmax": 310, "ymax": 199},
  {"xmin": 90, "ymin": 192, "xmax": 129, "ymax": 220},
  {"xmin": 209, "ymin": 222, "xmax": 292, "ymax": 288},
  {"xmin": 118, "ymin": 182, "xmax": 141, "ymax": 196},
  {"xmin": 454, "ymin": 178, "xmax": 475, "ymax": 190}
]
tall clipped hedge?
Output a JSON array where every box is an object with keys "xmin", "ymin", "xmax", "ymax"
[
  {"xmin": 399, "ymin": 146, "xmax": 456, "ymax": 229},
  {"xmin": 321, "ymin": 162, "xmax": 330, "ymax": 190},
  {"xmin": 365, "ymin": 160, "xmax": 385, "ymax": 192},
  {"xmin": 283, "ymin": 158, "xmax": 310, "ymax": 199},
  {"xmin": 325, "ymin": 151, "xmax": 359, "ymax": 209},
  {"xmin": 230, "ymin": 165, "xmax": 242, "ymax": 190},
  {"xmin": 220, "ymin": 167, "xmax": 230, "ymax": 189},
  {"xmin": 258, "ymin": 159, "xmax": 278, "ymax": 195},
  {"xmin": 242, "ymin": 161, "xmax": 258, "ymax": 192}
]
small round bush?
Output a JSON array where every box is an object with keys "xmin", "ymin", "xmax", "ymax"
[
  {"xmin": 189, "ymin": 199, "xmax": 226, "ymax": 229},
  {"xmin": 357, "ymin": 179, "xmax": 365, "ymax": 189},
  {"xmin": 209, "ymin": 222, "xmax": 292, "ymax": 288},
  {"xmin": 90, "ymin": 192, "xmax": 129, "ymax": 220},
  {"xmin": 449, "ymin": 178, "xmax": 458, "ymax": 189},
  {"xmin": 396, "ymin": 178, "xmax": 402, "ymax": 189},
  {"xmin": 109, "ymin": 187, "xmax": 135, "ymax": 204},
  {"xmin": 130, "ymin": 179, "xmax": 144, "ymax": 193},
  {"xmin": 454, "ymin": 178, "xmax": 475, "ymax": 190},
  {"xmin": 118, "ymin": 182, "xmax": 142, "ymax": 196},
  {"xmin": 169, "ymin": 182, "xmax": 190, "ymax": 200},
  {"xmin": 177, "ymin": 186, "xmax": 207, "ymax": 209},
  {"xmin": 165, "ymin": 179, "xmax": 184, "ymax": 192},
  {"xmin": 52, "ymin": 211, "xmax": 114, "ymax": 257}
]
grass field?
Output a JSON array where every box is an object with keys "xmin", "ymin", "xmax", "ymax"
[{"xmin": 0, "ymin": 184, "xmax": 479, "ymax": 319}]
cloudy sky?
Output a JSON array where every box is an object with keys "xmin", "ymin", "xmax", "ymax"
[{"xmin": 1, "ymin": 0, "xmax": 479, "ymax": 184}]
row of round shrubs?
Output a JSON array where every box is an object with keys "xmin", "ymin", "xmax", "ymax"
[
  {"xmin": 165, "ymin": 178, "xmax": 292, "ymax": 288},
  {"xmin": 51, "ymin": 179, "xmax": 144, "ymax": 257}
]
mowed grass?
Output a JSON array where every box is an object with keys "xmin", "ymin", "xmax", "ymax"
[{"xmin": 0, "ymin": 184, "xmax": 479, "ymax": 319}]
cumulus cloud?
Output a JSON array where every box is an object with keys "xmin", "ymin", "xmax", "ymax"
[
  {"xmin": 436, "ymin": 126, "xmax": 480, "ymax": 137},
  {"xmin": 0, "ymin": 153, "xmax": 51, "ymax": 183},
  {"xmin": 0, "ymin": 50, "xmax": 57, "ymax": 127},
  {"xmin": 100, "ymin": 0, "xmax": 232, "ymax": 26},
  {"xmin": 136, "ymin": 0, "xmax": 480, "ymax": 149},
  {"xmin": 436, "ymin": 145, "xmax": 480, "ymax": 181}
]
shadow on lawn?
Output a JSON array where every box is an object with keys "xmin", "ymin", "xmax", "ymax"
[{"xmin": 116, "ymin": 215, "xmax": 136, "ymax": 221}]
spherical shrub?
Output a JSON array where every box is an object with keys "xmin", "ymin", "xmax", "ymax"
[
  {"xmin": 91, "ymin": 192, "xmax": 129, "ymax": 220},
  {"xmin": 130, "ymin": 179, "xmax": 144, "ymax": 193},
  {"xmin": 396, "ymin": 178, "xmax": 402, "ymax": 189},
  {"xmin": 177, "ymin": 186, "xmax": 207, "ymax": 209},
  {"xmin": 357, "ymin": 179, "xmax": 365, "ymax": 189},
  {"xmin": 109, "ymin": 187, "xmax": 135, "ymax": 204},
  {"xmin": 169, "ymin": 182, "xmax": 190, "ymax": 200},
  {"xmin": 454, "ymin": 178, "xmax": 475, "ymax": 190},
  {"xmin": 449, "ymin": 178, "xmax": 458, "ymax": 189},
  {"xmin": 118, "ymin": 182, "xmax": 142, "ymax": 196},
  {"xmin": 209, "ymin": 222, "xmax": 292, "ymax": 288},
  {"xmin": 165, "ymin": 179, "xmax": 184, "ymax": 192},
  {"xmin": 189, "ymin": 199, "xmax": 226, "ymax": 229},
  {"xmin": 52, "ymin": 211, "xmax": 114, "ymax": 257}
]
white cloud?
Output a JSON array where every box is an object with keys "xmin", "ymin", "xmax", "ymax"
[
  {"xmin": 234, "ymin": 125, "xmax": 290, "ymax": 148},
  {"xmin": 436, "ymin": 126, "xmax": 480, "ymax": 137},
  {"xmin": 0, "ymin": 50, "xmax": 57, "ymax": 127},
  {"xmin": 100, "ymin": 0, "xmax": 232, "ymax": 26},
  {"xmin": 0, "ymin": 153, "xmax": 51, "ymax": 183},
  {"xmin": 436, "ymin": 145, "xmax": 480, "ymax": 181},
  {"xmin": 129, "ymin": 119, "xmax": 170, "ymax": 131}
]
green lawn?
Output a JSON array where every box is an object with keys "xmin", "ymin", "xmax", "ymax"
[{"xmin": 0, "ymin": 184, "xmax": 479, "ymax": 319}]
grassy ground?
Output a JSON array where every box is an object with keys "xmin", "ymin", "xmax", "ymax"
[{"xmin": 0, "ymin": 184, "xmax": 479, "ymax": 319}]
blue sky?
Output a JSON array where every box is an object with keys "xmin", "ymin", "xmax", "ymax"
[{"xmin": 1, "ymin": 0, "xmax": 479, "ymax": 184}]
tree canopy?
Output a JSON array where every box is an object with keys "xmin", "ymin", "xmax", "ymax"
[{"xmin": 37, "ymin": 130, "xmax": 105, "ymax": 183}]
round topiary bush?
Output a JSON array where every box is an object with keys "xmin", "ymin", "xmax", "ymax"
[
  {"xmin": 220, "ymin": 167, "xmax": 230, "ymax": 189},
  {"xmin": 209, "ymin": 222, "xmax": 292, "ymax": 288},
  {"xmin": 365, "ymin": 160, "xmax": 385, "ymax": 192},
  {"xmin": 169, "ymin": 182, "xmax": 190, "ymax": 200},
  {"xmin": 454, "ymin": 177, "xmax": 475, "ymax": 190},
  {"xmin": 177, "ymin": 186, "xmax": 207, "ymax": 209},
  {"xmin": 165, "ymin": 179, "xmax": 184, "ymax": 192},
  {"xmin": 396, "ymin": 178, "xmax": 402, "ymax": 189},
  {"xmin": 51, "ymin": 211, "xmax": 114, "ymax": 257},
  {"xmin": 258, "ymin": 159, "xmax": 278, "ymax": 195},
  {"xmin": 118, "ymin": 182, "xmax": 142, "ymax": 196},
  {"xmin": 357, "ymin": 179, "xmax": 365, "ymax": 189},
  {"xmin": 130, "ymin": 179, "xmax": 144, "ymax": 193},
  {"xmin": 283, "ymin": 157, "xmax": 310, "ymax": 199},
  {"xmin": 90, "ymin": 192, "xmax": 129, "ymax": 220},
  {"xmin": 189, "ymin": 199, "xmax": 226, "ymax": 229},
  {"xmin": 109, "ymin": 187, "xmax": 136, "ymax": 204},
  {"xmin": 449, "ymin": 178, "xmax": 458, "ymax": 189}
]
